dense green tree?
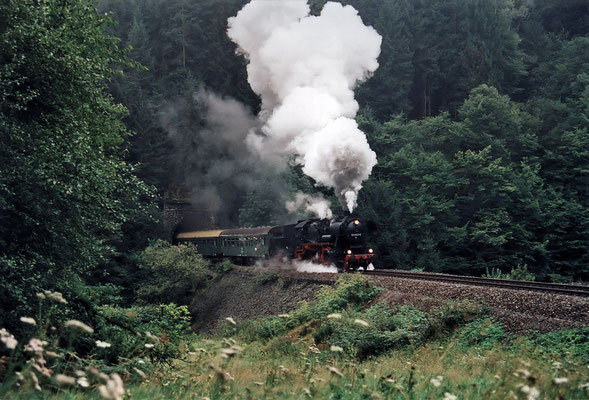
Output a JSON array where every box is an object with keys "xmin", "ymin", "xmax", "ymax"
[{"xmin": 0, "ymin": 0, "xmax": 152, "ymax": 329}]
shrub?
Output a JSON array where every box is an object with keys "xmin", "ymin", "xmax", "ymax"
[
  {"xmin": 214, "ymin": 259, "xmax": 235, "ymax": 273},
  {"xmin": 98, "ymin": 303, "xmax": 192, "ymax": 364},
  {"xmin": 137, "ymin": 240, "xmax": 211, "ymax": 304},
  {"xmin": 457, "ymin": 318, "xmax": 507, "ymax": 350}
]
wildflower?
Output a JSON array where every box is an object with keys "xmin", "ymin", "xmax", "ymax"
[
  {"xmin": 137, "ymin": 360, "xmax": 146, "ymax": 364},
  {"xmin": 25, "ymin": 338, "xmax": 48, "ymax": 354},
  {"xmin": 578, "ymin": 382, "xmax": 589, "ymax": 389},
  {"xmin": 98, "ymin": 373, "xmax": 125, "ymax": 400},
  {"xmin": 309, "ymin": 345, "xmax": 321, "ymax": 354},
  {"xmin": 77, "ymin": 377, "xmax": 90, "ymax": 388},
  {"xmin": 443, "ymin": 393, "xmax": 458, "ymax": 400},
  {"xmin": 55, "ymin": 374, "xmax": 76, "ymax": 386},
  {"xmin": 330, "ymin": 345, "xmax": 343, "ymax": 353},
  {"xmin": 144, "ymin": 343, "xmax": 154, "ymax": 349},
  {"xmin": 278, "ymin": 314, "xmax": 290, "ymax": 318},
  {"xmin": 552, "ymin": 361, "xmax": 562, "ymax": 369},
  {"xmin": 327, "ymin": 313, "xmax": 342, "ymax": 319},
  {"xmin": 520, "ymin": 385, "xmax": 540, "ymax": 400},
  {"xmin": 145, "ymin": 331, "xmax": 158, "ymax": 341},
  {"xmin": 133, "ymin": 368, "xmax": 146, "ymax": 379},
  {"xmin": 354, "ymin": 319, "xmax": 370, "ymax": 327},
  {"xmin": 254, "ymin": 381, "xmax": 264, "ymax": 386},
  {"xmin": 225, "ymin": 317, "xmax": 237, "ymax": 325},
  {"xmin": 221, "ymin": 345, "xmax": 243, "ymax": 359},
  {"xmin": 279, "ymin": 365, "xmax": 290, "ymax": 374},
  {"xmin": 0, "ymin": 328, "xmax": 18, "ymax": 350},
  {"xmin": 96, "ymin": 340, "xmax": 111, "ymax": 348},
  {"xmin": 45, "ymin": 351, "xmax": 60, "ymax": 358},
  {"xmin": 46, "ymin": 291, "xmax": 67, "ymax": 304},
  {"xmin": 64, "ymin": 320, "xmax": 93, "ymax": 334},
  {"xmin": 430, "ymin": 376, "xmax": 443, "ymax": 387},
  {"xmin": 515, "ymin": 369, "xmax": 531, "ymax": 378},
  {"xmin": 74, "ymin": 370, "xmax": 86, "ymax": 377},
  {"xmin": 552, "ymin": 377, "xmax": 568, "ymax": 384},
  {"xmin": 36, "ymin": 293, "xmax": 46, "ymax": 300},
  {"xmin": 20, "ymin": 317, "xmax": 36, "ymax": 326},
  {"xmin": 303, "ymin": 388, "xmax": 312, "ymax": 398},
  {"xmin": 328, "ymin": 366, "xmax": 344, "ymax": 377},
  {"xmin": 30, "ymin": 372, "xmax": 41, "ymax": 391}
]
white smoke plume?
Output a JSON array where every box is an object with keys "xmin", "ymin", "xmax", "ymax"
[
  {"xmin": 285, "ymin": 192, "xmax": 333, "ymax": 219},
  {"xmin": 228, "ymin": 0, "xmax": 381, "ymax": 212}
]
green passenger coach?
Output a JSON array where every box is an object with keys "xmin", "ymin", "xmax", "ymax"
[{"xmin": 175, "ymin": 226, "xmax": 293, "ymax": 260}]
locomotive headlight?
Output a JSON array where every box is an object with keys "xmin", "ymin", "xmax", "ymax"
[
  {"xmin": 346, "ymin": 249, "xmax": 352, "ymax": 255},
  {"xmin": 354, "ymin": 219, "xmax": 360, "ymax": 225},
  {"xmin": 368, "ymin": 248, "xmax": 374, "ymax": 254}
]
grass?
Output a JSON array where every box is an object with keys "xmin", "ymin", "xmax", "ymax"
[{"xmin": 4, "ymin": 276, "xmax": 589, "ymax": 399}]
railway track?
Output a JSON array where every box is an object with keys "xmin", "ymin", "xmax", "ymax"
[{"xmin": 364, "ymin": 269, "xmax": 589, "ymax": 297}]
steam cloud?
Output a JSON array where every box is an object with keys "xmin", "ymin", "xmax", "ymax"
[
  {"xmin": 228, "ymin": 0, "xmax": 381, "ymax": 212},
  {"xmin": 285, "ymin": 192, "xmax": 333, "ymax": 219}
]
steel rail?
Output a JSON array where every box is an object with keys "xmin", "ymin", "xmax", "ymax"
[{"xmin": 364, "ymin": 269, "xmax": 589, "ymax": 297}]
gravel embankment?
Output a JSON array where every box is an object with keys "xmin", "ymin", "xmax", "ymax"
[{"xmin": 272, "ymin": 269, "xmax": 589, "ymax": 333}]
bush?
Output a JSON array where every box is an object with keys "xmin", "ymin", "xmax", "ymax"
[
  {"xmin": 213, "ymin": 259, "xmax": 235, "ymax": 273},
  {"xmin": 98, "ymin": 303, "xmax": 192, "ymax": 364},
  {"xmin": 137, "ymin": 240, "xmax": 211, "ymax": 304},
  {"xmin": 457, "ymin": 318, "xmax": 507, "ymax": 350}
]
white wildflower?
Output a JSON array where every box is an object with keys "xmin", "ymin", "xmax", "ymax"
[
  {"xmin": 46, "ymin": 291, "xmax": 67, "ymax": 304},
  {"xmin": 279, "ymin": 365, "xmax": 290, "ymax": 374},
  {"xmin": 144, "ymin": 343, "xmax": 154, "ymax": 349},
  {"xmin": 0, "ymin": 328, "xmax": 18, "ymax": 350},
  {"xmin": 137, "ymin": 360, "xmax": 146, "ymax": 364},
  {"xmin": 430, "ymin": 376, "xmax": 444, "ymax": 387},
  {"xmin": 98, "ymin": 373, "xmax": 125, "ymax": 400},
  {"xmin": 74, "ymin": 370, "xmax": 86, "ymax": 377},
  {"xmin": 225, "ymin": 317, "xmax": 236, "ymax": 325},
  {"xmin": 96, "ymin": 340, "xmax": 111, "ymax": 348},
  {"xmin": 443, "ymin": 393, "xmax": 458, "ymax": 400},
  {"xmin": 30, "ymin": 372, "xmax": 41, "ymax": 391},
  {"xmin": 303, "ymin": 387, "xmax": 312, "ymax": 397},
  {"xmin": 64, "ymin": 320, "xmax": 93, "ymax": 334},
  {"xmin": 520, "ymin": 385, "xmax": 540, "ymax": 400},
  {"xmin": 133, "ymin": 368, "xmax": 146, "ymax": 379},
  {"xmin": 25, "ymin": 338, "xmax": 47, "ymax": 353},
  {"xmin": 354, "ymin": 319, "xmax": 369, "ymax": 327},
  {"xmin": 327, "ymin": 313, "xmax": 342, "ymax": 319},
  {"xmin": 578, "ymin": 382, "xmax": 589, "ymax": 389},
  {"xmin": 552, "ymin": 377, "xmax": 568, "ymax": 384},
  {"xmin": 55, "ymin": 374, "xmax": 76, "ymax": 386},
  {"xmin": 309, "ymin": 345, "xmax": 321, "ymax": 354},
  {"xmin": 220, "ymin": 345, "xmax": 243, "ymax": 359},
  {"xmin": 254, "ymin": 381, "xmax": 264, "ymax": 386},
  {"xmin": 36, "ymin": 293, "xmax": 46, "ymax": 300},
  {"xmin": 330, "ymin": 345, "xmax": 344, "ymax": 353},
  {"xmin": 145, "ymin": 331, "xmax": 158, "ymax": 341},
  {"xmin": 20, "ymin": 317, "xmax": 36, "ymax": 326},
  {"xmin": 516, "ymin": 368, "xmax": 531, "ymax": 378},
  {"xmin": 552, "ymin": 361, "xmax": 562, "ymax": 369},
  {"xmin": 77, "ymin": 377, "xmax": 90, "ymax": 388},
  {"xmin": 328, "ymin": 366, "xmax": 344, "ymax": 377},
  {"xmin": 278, "ymin": 314, "xmax": 290, "ymax": 318}
]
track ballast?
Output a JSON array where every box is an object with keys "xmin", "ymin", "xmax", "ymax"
[{"xmin": 364, "ymin": 269, "xmax": 589, "ymax": 297}]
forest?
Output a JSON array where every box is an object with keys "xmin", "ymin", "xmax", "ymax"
[
  {"xmin": 2, "ymin": 0, "xmax": 588, "ymax": 321},
  {"xmin": 0, "ymin": 0, "xmax": 588, "ymax": 398},
  {"xmin": 95, "ymin": 0, "xmax": 588, "ymax": 281}
]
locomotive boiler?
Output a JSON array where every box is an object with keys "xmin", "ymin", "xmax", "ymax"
[{"xmin": 174, "ymin": 215, "xmax": 375, "ymax": 271}]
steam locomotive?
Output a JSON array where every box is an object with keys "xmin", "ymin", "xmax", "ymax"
[{"xmin": 174, "ymin": 215, "xmax": 375, "ymax": 271}]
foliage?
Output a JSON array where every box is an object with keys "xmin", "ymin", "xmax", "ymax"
[
  {"xmin": 213, "ymin": 259, "xmax": 235, "ymax": 274},
  {"xmin": 98, "ymin": 303, "xmax": 192, "ymax": 364},
  {"xmin": 0, "ymin": 0, "xmax": 154, "ymax": 332},
  {"xmin": 484, "ymin": 264, "xmax": 537, "ymax": 281},
  {"xmin": 137, "ymin": 240, "xmax": 211, "ymax": 304}
]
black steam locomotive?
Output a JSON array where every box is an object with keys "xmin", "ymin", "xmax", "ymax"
[{"xmin": 174, "ymin": 215, "xmax": 375, "ymax": 271}]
